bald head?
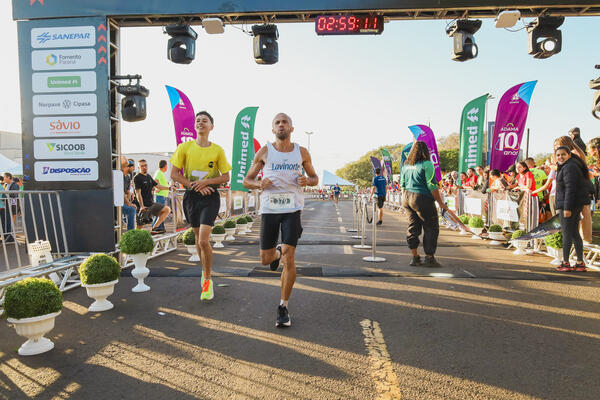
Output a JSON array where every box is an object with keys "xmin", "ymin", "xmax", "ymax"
[
  {"xmin": 272, "ymin": 113, "xmax": 293, "ymax": 127},
  {"xmin": 120, "ymin": 155, "xmax": 128, "ymax": 170}
]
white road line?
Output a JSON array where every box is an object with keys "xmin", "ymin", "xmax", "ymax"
[
  {"xmin": 462, "ymin": 269, "xmax": 476, "ymax": 278},
  {"xmin": 340, "ymin": 226, "xmax": 347, "ymax": 233},
  {"xmin": 337, "ymin": 217, "xmax": 343, "ymax": 223},
  {"xmin": 360, "ymin": 319, "xmax": 402, "ymax": 399},
  {"xmin": 344, "ymin": 245, "xmax": 353, "ymax": 254}
]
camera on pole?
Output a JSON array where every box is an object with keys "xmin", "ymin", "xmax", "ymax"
[
  {"xmin": 446, "ymin": 19, "xmax": 482, "ymax": 62},
  {"xmin": 165, "ymin": 24, "xmax": 198, "ymax": 64},
  {"xmin": 590, "ymin": 65, "xmax": 600, "ymax": 120},
  {"xmin": 527, "ymin": 16, "xmax": 564, "ymax": 59},
  {"xmin": 114, "ymin": 75, "xmax": 149, "ymax": 122},
  {"xmin": 252, "ymin": 24, "xmax": 279, "ymax": 65}
]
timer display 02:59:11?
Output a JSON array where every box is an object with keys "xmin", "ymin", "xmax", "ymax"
[{"xmin": 315, "ymin": 15, "xmax": 384, "ymax": 35}]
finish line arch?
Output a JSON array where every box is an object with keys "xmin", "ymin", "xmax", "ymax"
[{"xmin": 11, "ymin": 0, "xmax": 600, "ymax": 251}]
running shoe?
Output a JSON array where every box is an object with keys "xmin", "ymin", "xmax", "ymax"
[
  {"xmin": 423, "ymin": 255, "xmax": 441, "ymax": 267},
  {"xmin": 201, "ymin": 279, "xmax": 214, "ymax": 300},
  {"xmin": 376, "ymin": 220, "xmax": 382, "ymax": 226},
  {"xmin": 555, "ymin": 262, "xmax": 573, "ymax": 272},
  {"xmin": 409, "ymin": 255, "xmax": 422, "ymax": 266},
  {"xmin": 573, "ymin": 262, "xmax": 587, "ymax": 272},
  {"xmin": 276, "ymin": 305, "xmax": 291, "ymax": 328},
  {"xmin": 270, "ymin": 245, "xmax": 282, "ymax": 271}
]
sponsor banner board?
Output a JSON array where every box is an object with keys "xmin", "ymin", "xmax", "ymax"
[
  {"xmin": 32, "ymin": 48, "xmax": 96, "ymax": 71},
  {"xmin": 33, "ymin": 116, "xmax": 98, "ymax": 137},
  {"xmin": 34, "ymin": 138, "xmax": 98, "ymax": 159},
  {"xmin": 33, "ymin": 93, "xmax": 97, "ymax": 115},
  {"xmin": 496, "ymin": 199, "xmax": 519, "ymax": 222},
  {"xmin": 233, "ymin": 196, "xmax": 244, "ymax": 210},
  {"xmin": 34, "ymin": 160, "xmax": 99, "ymax": 181},
  {"xmin": 464, "ymin": 197, "xmax": 482, "ymax": 215},
  {"xmin": 31, "ymin": 26, "xmax": 95, "ymax": 48},
  {"xmin": 32, "ymin": 70, "xmax": 97, "ymax": 93}
]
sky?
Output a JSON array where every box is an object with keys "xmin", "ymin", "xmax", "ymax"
[{"xmin": 2, "ymin": 2, "xmax": 600, "ymax": 179}]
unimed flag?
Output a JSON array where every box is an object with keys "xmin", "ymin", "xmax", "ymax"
[
  {"xmin": 230, "ymin": 107, "xmax": 259, "ymax": 192},
  {"xmin": 408, "ymin": 125, "xmax": 442, "ymax": 182},
  {"xmin": 490, "ymin": 81, "xmax": 537, "ymax": 172},
  {"xmin": 381, "ymin": 148, "xmax": 393, "ymax": 184},
  {"xmin": 165, "ymin": 85, "xmax": 196, "ymax": 145},
  {"xmin": 458, "ymin": 94, "xmax": 488, "ymax": 178}
]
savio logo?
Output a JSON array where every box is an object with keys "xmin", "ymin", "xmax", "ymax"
[{"xmin": 49, "ymin": 119, "xmax": 80, "ymax": 132}]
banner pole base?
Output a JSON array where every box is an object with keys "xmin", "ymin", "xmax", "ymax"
[
  {"xmin": 350, "ymin": 235, "xmax": 362, "ymax": 239},
  {"xmin": 347, "ymin": 229, "xmax": 358, "ymax": 233},
  {"xmin": 363, "ymin": 256, "xmax": 386, "ymax": 262},
  {"xmin": 353, "ymin": 245, "xmax": 372, "ymax": 249}
]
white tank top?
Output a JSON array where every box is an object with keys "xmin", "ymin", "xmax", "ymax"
[{"xmin": 259, "ymin": 142, "xmax": 304, "ymax": 214}]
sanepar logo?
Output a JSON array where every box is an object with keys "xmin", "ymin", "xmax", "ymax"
[
  {"xmin": 37, "ymin": 32, "xmax": 51, "ymax": 44},
  {"xmin": 36, "ymin": 31, "xmax": 92, "ymax": 44}
]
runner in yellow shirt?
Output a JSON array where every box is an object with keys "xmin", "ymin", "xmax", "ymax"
[{"xmin": 170, "ymin": 111, "xmax": 232, "ymax": 300}]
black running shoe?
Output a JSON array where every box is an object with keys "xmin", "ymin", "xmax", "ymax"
[
  {"xmin": 276, "ymin": 305, "xmax": 291, "ymax": 328},
  {"xmin": 423, "ymin": 255, "xmax": 441, "ymax": 267},
  {"xmin": 270, "ymin": 245, "xmax": 282, "ymax": 271},
  {"xmin": 376, "ymin": 220, "xmax": 382, "ymax": 226},
  {"xmin": 409, "ymin": 255, "xmax": 422, "ymax": 266}
]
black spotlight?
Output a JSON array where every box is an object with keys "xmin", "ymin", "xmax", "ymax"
[
  {"xmin": 446, "ymin": 19, "xmax": 482, "ymax": 62},
  {"xmin": 117, "ymin": 81, "xmax": 149, "ymax": 122},
  {"xmin": 527, "ymin": 16, "xmax": 564, "ymax": 59},
  {"xmin": 590, "ymin": 65, "xmax": 600, "ymax": 120},
  {"xmin": 165, "ymin": 24, "xmax": 198, "ymax": 64},
  {"xmin": 252, "ymin": 24, "xmax": 279, "ymax": 65}
]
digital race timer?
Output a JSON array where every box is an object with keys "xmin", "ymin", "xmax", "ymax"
[{"xmin": 315, "ymin": 14, "xmax": 384, "ymax": 35}]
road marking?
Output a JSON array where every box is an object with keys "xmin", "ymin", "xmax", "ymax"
[
  {"xmin": 344, "ymin": 245, "xmax": 353, "ymax": 254},
  {"xmin": 337, "ymin": 217, "xmax": 343, "ymax": 222},
  {"xmin": 360, "ymin": 319, "xmax": 402, "ymax": 399},
  {"xmin": 462, "ymin": 268, "xmax": 476, "ymax": 278},
  {"xmin": 340, "ymin": 226, "xmax": 347, "ymax": 233}
]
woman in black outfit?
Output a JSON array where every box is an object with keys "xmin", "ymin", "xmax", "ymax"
[{"xmin": 554, "ymin": 146, "xmax": 589, "ymax": 272}]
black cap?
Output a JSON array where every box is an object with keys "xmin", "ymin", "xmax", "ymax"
[
  {"xmin": 127, "ymin": 159, "xmax": 135, "ymax": 166},
  {"xmin": 569, "ymin": 127, "xmax": 580, "ymax": 135}
]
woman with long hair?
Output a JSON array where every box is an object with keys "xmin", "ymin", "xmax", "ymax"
[
  {"xmin": 400, "ymin": 141, "xmax": 448, "ymax": 267},
  {"xmin": 553, "ymin": 136, "xmax": 593, "ymax": 243},
  {"xmin": 516, "ymin": 161, "xmax": 536, "ymax": 192},
  {"xmin": 554, "ymin": 146, "xmax": 588, "ymax": 272}
]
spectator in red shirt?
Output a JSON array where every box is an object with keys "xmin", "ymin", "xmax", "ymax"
[
  {"xmin": 516, "ymin": 161, "xmax": 536, "ymax": 192},
  {"xmin": 463, "ymin": 168, "xmax": 478, "ymax": 189}
]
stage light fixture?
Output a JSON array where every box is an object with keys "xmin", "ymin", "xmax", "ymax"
[
  {"xmin": 527, "ymin": 16, "xmax": 564, "ymax": 59},
  {"xmin": 446, "ymin": 19, "xmax": 482, "ymax": 62},
  {"xmin": 115, "ymin": 75, "xmax": 149, "ymax": 122},
  {"xmin": 165, "ymin": 24, "xmax": 198, "ymax": 64},
  {"xmin": 590, "ymin": 65, "xmax": 600, "ymax": 120},
  {"xmin": 251, "ymin": 24, "xmax": 279, "ymax": 65}
]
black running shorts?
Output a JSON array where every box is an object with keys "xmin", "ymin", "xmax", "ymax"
[
  {"xmin": 260, "ymin": 211, "xmax": 303, "ymax": 250},
  {"xmin": 148, "ymin": 202, "xmax": 165, "ymax": 216},
  {"xmin": 377, "ymin": 196, "xmax": 386, "ymax": 209},
  {"xmin": 183, "ymin": 189, "xmax": 220, "ymax": 227}
]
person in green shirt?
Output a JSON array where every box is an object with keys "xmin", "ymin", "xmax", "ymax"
[
  {"xmin": 152, "ymin": 160, "xmax": 170, "ymax": 231},
  {"xmin": 525, "ymin": 158, "xmax": 547, "ymax": 201},
  {"xmin": 400, "ymin": 141, "xmax": 449, "ymax": 267}
]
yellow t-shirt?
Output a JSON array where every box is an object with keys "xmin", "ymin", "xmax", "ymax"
[{"xmin": 170, "ymin": 141, "xmax": 232, "ymax": 182}]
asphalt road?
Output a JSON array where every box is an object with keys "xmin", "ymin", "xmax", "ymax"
[{"xmin": 1, "ymin": 199, "xmax": 599, "ymax": 400}]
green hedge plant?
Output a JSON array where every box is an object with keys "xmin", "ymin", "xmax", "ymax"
[
  {"xmin": 244, "ymin": 215, "xmax": 253, "ymax": 223},
  {"xmin": 468, "ymin": 217, "xmax": 484, "ymax": 228},
  {"xmin": 488, "ymin": 224, "xmax": 502, "ymax": 233},
  {"xmin": 119, "ymin": 229, "xmax": 154, "ymax": 254},
  {"xmin": 223, "ymin": 220, "xmax": 236, "ymax": 229},
  {"xmin": 79, "ymin": 254, "xmax": 121, "ymax": 285},
  {"xmin": 211, "ymin": 225, "xmax": 226, "ymax": 235},
  {"xmin": 236, "ymin": 217, "xmax": 248, "ymax": 224},
  {"xmin": 4, "ymin": 278, "xmax": 62, "ymax": 319},
  {"xmin": 458, "ymin": 215, "xmax": 470, "ymax": 225},
  {"xmin": 182, "ymin": 228, "xmax": 195, "ymax": 245},
  {"xmin": 544, "ymin": 231, "xmax": 563, "ymax": 249},
  {"xmin": 511, "ymin": 230, "xmax": 526, "ymax": 240}
]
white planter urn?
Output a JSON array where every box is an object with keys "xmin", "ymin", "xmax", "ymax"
[
  {"xmin": 546, "ymin": 246, "xmax": 563, "ymax": 265},
  {"xmin": 488, "ymin": 232, "xmax": 505, "ymax": 245},
  {"xmin": 82, "ymin": 280, "xmax": 118, "ymax": 312},
  {"xmin": 211, "ymin": 233, "xmax": 226, "ymax": 248},
  {"xmin": 8, "ymin": 311, "xmax": 61, "ymax": 356},
  {"xmin": 459, "ymin": 228, "xmax": 470, "ymax": 235},
  {"xmin": 185, "ymin": 244, "xmax": 200, "ymax": 262},
  {"xmin": 512, "ymin": 240, "xmax": 530, "ymax": 255},
  {"xmin": 236, "ymin": 223, "xmax": 248, "ymax": 235},
  {"xmin": 470, "ymin": 227, "xmax": 484, "ymax": 239},
  {"xmin": 224, "ymin": 228, "xmax": 236, "ymax": 241},
  {"xmin": 247, "ymin": 221, "xmax": 254, "ymax": 230},
  {"xmin": 129, "ymin": 253, "xmax": 151, "ymax": 292}
]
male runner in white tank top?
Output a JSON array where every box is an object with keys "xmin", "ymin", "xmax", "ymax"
[{"xmin": 243, "ymin": 113, "xmax": 318, "ymax": 327}]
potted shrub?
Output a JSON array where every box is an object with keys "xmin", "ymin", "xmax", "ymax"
[
  {"xmin": 544, "ymin": 231, "xmax": 563, "ymax": 265},
  {"xmin": 119, "ymin": 229, "xmax": 154, "ymax": 292},
  {"xmin": 79, "ymin": 254, "xmax": 121, "ymax": 312},
  {"xmin": 4, "ymin": 278, "xmax": 62, "ymax": 356},
  {"xmin": 468, "ymin": 216, "xmax": 485, "ymax": 238},
  {"xmin": 458, "ymin": 215, "xmax": 470, "ymax": 235},
  {"xmin": 236, "ymin": 217, "xmax": 248, "ymax": 235},
  {"xmin": 245, "ymin": 215, "xmax": 254, "ymax": 231},
  {"xmin": 487, "ymin": 224, "xmax": 505, "ymax": 244},
  {"xmin": 511, "ymin": 229, "xmax": 529, "ymax": 255},
  {"xmin": 223, "ymin": 219, "xmax": 236, "ymax": 241},
  {"xmin": 211, "ymin": 225, "xmax": 226, "ymax": 248},
  {"xmin": 182, "ymin": 228, "xmax": 199, "ymax": 262}
]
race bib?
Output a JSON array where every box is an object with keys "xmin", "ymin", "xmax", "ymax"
[{"xmin": 269, "ymin": 192, "xmax": 295, "ymax": 210}]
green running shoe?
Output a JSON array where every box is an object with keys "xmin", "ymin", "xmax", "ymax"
[{"xmin": 201, "ymin": 279, "xmax": 214, "ymax": 300}]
